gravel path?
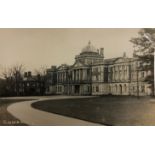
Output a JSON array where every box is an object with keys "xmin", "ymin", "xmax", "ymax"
[{"xmin": 7, "ymin": 96, "xmax": 100, "ymax": 126}]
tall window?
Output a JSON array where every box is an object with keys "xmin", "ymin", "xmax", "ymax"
[
  {"xmin": 88, "ymin": 86, "xmax": 90, "ymax": 92},
  {"xmin": 115, "ymin": 85, "xmax": 117, "ymax": 92},
  {"xmin": 93, "ymin": 86, "xmax": 95, "ymax": 92},
  {"xmin": 141, "ymin": 72, "xmax": 145, "ymax": 78},
  {"xmin": 87, "ymin": 69, "xmax": 90, "ymax": 78},
  {"xmin": 93, "ymin": 67, "xmax": 99, "ymax": 81},
  {"xmin": 141, "ymin": 86, "xmax": 145, "ymax": 93},
  {"xmin": 96, "ymin": 86, "xmax": 99, "ymax": 92},
  {"xmin": 124, "ymin": 84, "xmax": 127, "ymax": 92},
  {"xmin": 60, "ymin": 86, "xmax": 62, "ymax": 92}
]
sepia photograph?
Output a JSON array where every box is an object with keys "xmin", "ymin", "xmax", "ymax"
[
  {"xmin": 0, "ymin": 28, "xmax": 154, "ymax": 126},
  {"xmin": 1, "ymin": 1, "xmax": 155, "ymax": 155}
]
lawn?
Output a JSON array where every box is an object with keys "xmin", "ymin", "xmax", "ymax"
[
  {"xmin": 32, "ymin": 96, "xmax": 155, "ymax": 125},
  {"xmin": 0, "ymin": 99, "xmax": 30, "ymax": 125}
]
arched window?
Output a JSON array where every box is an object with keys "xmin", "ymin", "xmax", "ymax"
[{"xmin": 119, "ymin": 85, "xmax": 122, "ymax": 94}]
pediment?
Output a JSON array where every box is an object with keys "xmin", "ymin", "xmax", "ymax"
[
  {"xmin": 57, "ymin": 64, "xmax": 69, "ymax": 70},
  {"xmin": 114, "ymin": 57, "xmax": 126, "ymax": 63},
  {"xmin": 72, "ymin": 61, "xmax": 86, "ymax": 68}
]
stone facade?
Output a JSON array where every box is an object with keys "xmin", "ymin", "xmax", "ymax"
[{"xmin": 46, "ymin": 41, "xmax": 153, "ymax": 96}]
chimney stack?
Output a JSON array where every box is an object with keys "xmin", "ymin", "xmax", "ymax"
[
  {"xmin": 24, "ymin": 72, "xmax": 27, "ymax": 77},
  {"xmin": 100, "ymin": 48, "xmax": 104, "ymax": 57},
  {"xmin": 28, "ymin": 71, "xmax": 31, "ymax": 77},
  {"xmin": 97, "ymin": 49, "xmax": 99, "ymax": 54},
  {"xmin": 123, "ymin": 52, "xmax": 126, "ymax": 58}
]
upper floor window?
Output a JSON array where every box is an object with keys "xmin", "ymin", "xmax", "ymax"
[
  {"xmin": 141, "ymin": 72, "xmax": 145, "ymax": 78},
  {"xmin": 141, "ymin": 86, "xmax": 145, "ymax": 93},
  {"xmin": 95, "ymin": 75, "xmax": 99, "ymax": 81},
  {"xmin": 93, "ymin": 67, "xmax": 98, "ymax": 74}
]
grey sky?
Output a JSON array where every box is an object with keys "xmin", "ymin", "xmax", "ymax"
[{"xmin": 0, "ymin": 28, "xmax": 140, "ymax": 72}]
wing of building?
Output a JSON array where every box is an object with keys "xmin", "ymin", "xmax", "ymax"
[{"xmin": 46, "ymin": 41, "xmax": 153, "ymax": 96}]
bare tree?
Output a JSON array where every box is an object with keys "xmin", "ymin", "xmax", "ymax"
[
  {"xmin": 34, "ymin": 65, "xmax": 47, "ymax": 76},
  {"xmin": 34, "ymin": 65, "xmax": 48, "ymax": 95},
  {"xmin": 1, "ymin": 64, "xmax": 25, "ymax": 96}
]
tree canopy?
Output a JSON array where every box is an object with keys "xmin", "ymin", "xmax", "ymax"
[{"xmin": 130, "ymin": 28, "xmax": 155, "ymax": 95}]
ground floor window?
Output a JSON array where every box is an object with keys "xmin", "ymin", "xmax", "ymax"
[
  {"xmin": 47, "ymin": 86, "xmax": 50, "ymax": 92},
  {"xmin": 88, "ymin": 86, "xmax": 90, "ymax": 92},
  {"xmin": 124, "ymin": 84, "xmax": 127, "ymax": 92},
  {"xmin": 141, "ymin": 85, "xmax": 145, "ymax": 93},
  {"xmin": 93, "ymin": 86, "xmax": 95, "ymax": 92},
  {"xmin": 109, "ymin": 86, "xmax": 111, "ymax": 93},
  {"xmin": 96, "ymin": 86, "xmax": 99, "ymax": 92},
  {"xmin": 58, "ymin": 86, "xmax": 62, "ymax": 92}
]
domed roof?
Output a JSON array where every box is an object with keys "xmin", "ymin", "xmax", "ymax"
[{"xmin": 82, "ymin": 41, "xmax": 97, "ymax": 53}]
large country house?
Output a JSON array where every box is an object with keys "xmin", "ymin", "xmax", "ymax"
[{"xmin": 46, "ymin": 41, "xmax": 153, "ymax": 96}]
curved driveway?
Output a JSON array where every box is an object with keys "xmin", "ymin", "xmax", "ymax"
[{"xmin": 7, "ymin": 96, "xmax": 100, "ymax": 126}]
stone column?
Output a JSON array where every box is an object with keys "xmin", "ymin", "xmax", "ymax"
[
  {"xmin": 61, "ymin": 72, "xmax": 63, "ymax": 82},
  {"xmin": 111, "ymin": 68, "xmax": 113, "ymax": 81},
  {"xmin": 81, "ymin": 69, "xmax": 83, "ymax": 81},
  {"xmin": 122, "ymin": 65, "xmax": 125, "ymax": 81},
  {"xmin": 115, "ymin": 71, "xmax": 117, "ymax": 82},
  {"xmin": 74, "ymin": 70, "xmax": 76, "ymax": 81},
  {"xmin": 77, "ymin": 69, "xmax": 79, "ymax": 81},
  {"xmin": 112, "ymin": 68, "xmax": 114, "ymax": 81},
  {"xmin": 113, "ymin": 68, "xmax": 115, "ymax": 81},
  {"xmin": 72, "ymin": 70, "xmax": 74, "ymax": 82},
  {"xmin": 74, "ymin": 69, "xmax": 76, "ymax": 81},
  {"xmin": 79, "ymin": 69, "xmax": 81, "ymax": 81},
  {"xmin": 82, "ymin": 69, "xmax": 85, "ymax": 80},
  {"xmin": 83, "ymin": 69, "xmax": 86, "ymax": 81},
  {"xmin": 127, "ymin": 65, "xmax": 129, "ymax": 81},
  {"xmin": 78, "ymin": 69, "xmax": 80, "ymax": 81},
  {"xmin": 64, "ymin": 72, "xmax": 65, "ymax": 82},
  {"xmin": 59, "ymin": 72, "xmax": 61, "ymax": 82},
  {"xmin": 78, "ymin": 69, "xmax": 79, "ymax": 81},
  {"xmin": 76, "ymin": 69, "xmax": 78, "ymax": 81},
  {"xmin": 60, "ymin": 72, "xmax": 61, "ymax": 82},
  {"xmin": 62, "ymin": 72, "xmax": 64, "ymax": 82},
  {"xmin": 57, "ymin": 72, "xmax": 59, "ymax": 83},
  {"xmin": 72, "ymin": 85, "xmax": 74, "ymax": 95},
  {"xmin": 58, "ymin": 72, "xmax": 59, "ymax": 83}
]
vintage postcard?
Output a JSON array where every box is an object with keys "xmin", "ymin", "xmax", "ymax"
[{"xmin": 0, "ymin": 28, "xmax": 154, "ymax": 126}]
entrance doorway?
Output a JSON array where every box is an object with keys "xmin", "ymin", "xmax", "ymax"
[{"xmin": 75, "ymin": 85, "xmax": 80, "ymax": 95}]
